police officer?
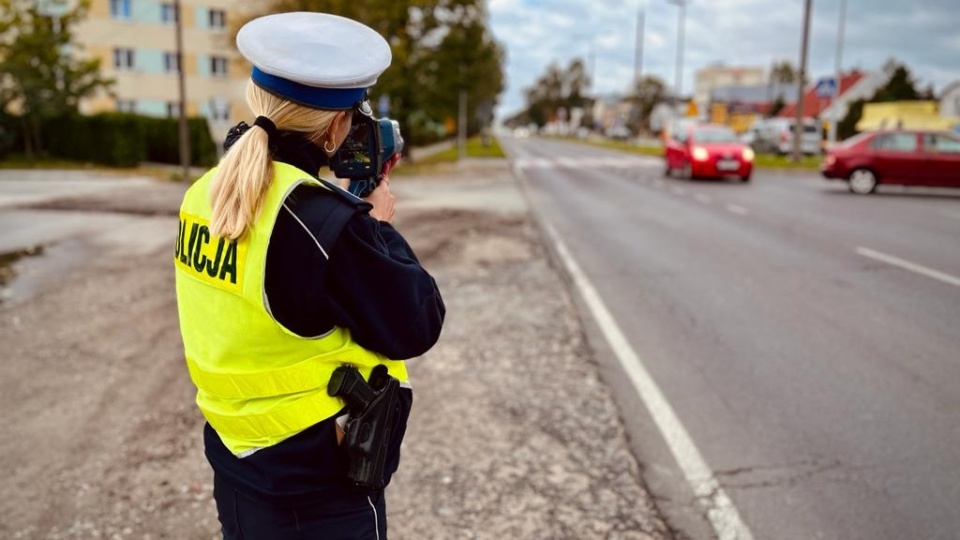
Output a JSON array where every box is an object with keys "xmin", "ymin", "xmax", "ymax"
[{"xmin": 173, "ymin": 12, "xmax": 445, "ymax": 539}]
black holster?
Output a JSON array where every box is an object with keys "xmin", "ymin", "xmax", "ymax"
[{"xmin": 327, "ymin": 364, "xmax": 400, "ymax": 490}]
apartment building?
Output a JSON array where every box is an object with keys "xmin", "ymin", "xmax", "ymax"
[{"xmin": 74, "ymin": 0, "xmax": 258, "ymax": 141}]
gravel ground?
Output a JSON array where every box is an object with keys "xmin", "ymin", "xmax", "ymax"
[{"xmin": 0, "ymin": 162, "xmax": 671, "ymax": 539}]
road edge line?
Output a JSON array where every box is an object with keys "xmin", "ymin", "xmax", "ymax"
[{"xmin": 509, "ymin": 156, "xmax": 756, "ymax": 540}]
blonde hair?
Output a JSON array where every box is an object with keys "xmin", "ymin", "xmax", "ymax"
[{"xmin": 208, "ymin": 81, "xmax": 343, "ymax": 239}]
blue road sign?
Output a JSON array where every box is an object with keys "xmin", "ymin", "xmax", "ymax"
[{"xmin": 815, "ymin": 77, "xmax": 837, "ymax": 99}]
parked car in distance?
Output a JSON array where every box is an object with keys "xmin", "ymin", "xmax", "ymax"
[
  {"xmin": 821, "ymin": 130, "xmax": 960, "ymax": 194},
  {"xmin": 665, "ymin": 123, "xmax": 754, "ymax": 181},
  {"xmin": 746, "ymin": 117, "xmax": 822, "ymax": 155}
]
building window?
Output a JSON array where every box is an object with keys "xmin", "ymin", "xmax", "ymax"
[
  {"xmin": 164, "ymin": 52, "xmax": 179, "ymax": 73},
  {"xmin": 113, "ymin": 48, "xmax": 135, "ymax": 70},
  {"xmin": 167, "ymin": 101, "xmax": 182, "ymax": 118},
  {"xmin": 209, "ymin": 56, "xmax": 228, "ymax": 77},
  {"xmin": 160, "ymin": 3, "xmax": 178, "ymax": 24},
  {"xmin": 110, "ymin": 0, "xmax": 130, "ymax": 19},
  {"xmin": 116, "ymin": 99, "xmax": 136, "ymax": 113},
  {"xmin": 209, "ymin": 98, "xmax": 230, "ymax": 123},
  {"xmin": 208, "ymin": 9, "xmax": 226, "ymax": 30}
]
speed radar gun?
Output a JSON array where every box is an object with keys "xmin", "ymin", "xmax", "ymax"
[
  {"xmin": 329, "ymin": 100, "xmax": 404, "ymax": 198},
  {"xmin": 327, "ymin": 364, "xmax": 400, "ymax": 490}
]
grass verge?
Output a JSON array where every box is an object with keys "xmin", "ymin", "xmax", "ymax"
[{"xmin": 395, "ymin": 136, "xmax": 505, "ymax": 175}]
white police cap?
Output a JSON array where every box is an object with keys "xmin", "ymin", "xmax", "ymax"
[{"xmin": 236, "ymin": 12, "xmax": 391, "ymax": 110}]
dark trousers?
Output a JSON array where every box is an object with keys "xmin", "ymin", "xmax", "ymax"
[{"xmin": 214, "ymin": 477, "xmax": 388, "ymax": 540}]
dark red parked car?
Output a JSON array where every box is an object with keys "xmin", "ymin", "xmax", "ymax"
[
  {"xmin": 665, "ymin": 124, "xmax": 754, "ymax": 182},
  {"xmin": 821, "ymin": 130, "xmax": 960, "ymax": 194}
]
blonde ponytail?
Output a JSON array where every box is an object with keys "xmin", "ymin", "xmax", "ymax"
[{"xmin": 208, "ymin": 81, "xmax": 343, "ymax": 239}]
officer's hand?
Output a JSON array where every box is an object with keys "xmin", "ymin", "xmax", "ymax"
[
  {"xmin": 381, "ymin": 154, "xmax": 401, "ymax": 177},
  {"xmin": 365, "ymin": 176, "xmax": 395, "ymax": 223}
]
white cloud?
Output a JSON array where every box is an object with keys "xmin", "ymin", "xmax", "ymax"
[{"xmin": 489, "ymin": 0, "xmax": 960, "ymax": 120}]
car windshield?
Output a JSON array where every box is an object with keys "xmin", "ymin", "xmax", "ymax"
[{"xmin": 693, "ymin": 128, "xmax": 738, "ymax": 143}]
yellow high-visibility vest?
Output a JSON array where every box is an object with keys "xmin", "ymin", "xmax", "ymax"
[{"xmin": 174, "ymin": 161, "xmax": 408, "ymax": 455}]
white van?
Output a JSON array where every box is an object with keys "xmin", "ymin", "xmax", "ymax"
[{"xmin": 747, "ymin": 118, "xmax": 822, "ymax": 155}]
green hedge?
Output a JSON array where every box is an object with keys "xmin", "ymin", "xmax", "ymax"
[{"xmin": 41, "ymin": 113, "xmax": 217, "ymax": 167}]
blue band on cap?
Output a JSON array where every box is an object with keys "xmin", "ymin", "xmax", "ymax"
[{"xmin": 251, "ymin": 67, "xmax": 367, "ymax": 110}]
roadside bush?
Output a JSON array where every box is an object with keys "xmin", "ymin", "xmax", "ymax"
[
  {"xmin": 41, "ymin": 113, "xmax": 216, "ymax": 167},
  {"xmin": 0, "ymin": 112, "xmax": 21, "ymax": 159}
]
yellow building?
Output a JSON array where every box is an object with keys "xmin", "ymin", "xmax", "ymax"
[
  {"xmin": 856, "ymin": 101, "xmax": 960, "ymax": 132},
  {"xmin": 74, "ymin": 0, "xmax": 261, "ymax": 143}
]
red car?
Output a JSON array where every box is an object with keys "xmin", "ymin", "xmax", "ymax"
[
  {"xmin": 664, "ymin": 124, "xmax": 754, "ymax": 182},
  {"xmin": 821, "ymin": 130, "xmax": 960, "ymax": 194}
]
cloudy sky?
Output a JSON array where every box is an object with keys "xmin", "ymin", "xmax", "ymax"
[{"xmin": 487, "ymin": 0, "xmax": 960, "ymax": 119}]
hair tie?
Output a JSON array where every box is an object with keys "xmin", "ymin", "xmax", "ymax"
[{"xmin": 253, "ymin": 115, "xmax": 278, "ymax": 138}]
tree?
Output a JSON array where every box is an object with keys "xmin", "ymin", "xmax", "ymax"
[
  {"xmin": 872, "ymin": 59, "xmax": 921, "ymax": 102},
  {"xmin": 514, "ymin": 58, "xmax": 592, "ymax": 128},
  {"xmin": 767, "ymin": 95, "xmax": 786, "ymax": 118},
  {"xmin": 0, "ymin": 0, "xmax": 113, "ymax": 158},
  {"xmin": 770, "ymin": 60, "xmax": 799, "ymax": 85},
  {"xmin": 242, "ymin": 0, "xmax": 505, "ymax": 148},
  {"xmin": 627, "ymin": 75, "xmax": 667, "ymax": 135},
  {"xmin": 838, "ymin": 98, "xmax": 865, "ymax": 140},
  {"xmin": 414, "ymin": 11, "xmax": 504, "ymax": 137}
]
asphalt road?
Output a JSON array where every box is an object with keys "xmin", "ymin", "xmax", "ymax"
[{"xmin": 504, "ymin": 136, "xmax": 960, "ymax": 540}]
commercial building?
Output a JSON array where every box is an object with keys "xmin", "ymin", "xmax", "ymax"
[
  {"xmin": 73, "ymin": 0, "xmax": 259, "ymax": 142},
  {"xmin": 939, "ymin": 81, "xmax": 960, "ymax": 119},
  {"xmin": 708, "ymin": 82, "xmax": 798, "ymax": 133},
  {"xmin": 693, "ymin": 64, "xmax": 766, "ymax": 114}
]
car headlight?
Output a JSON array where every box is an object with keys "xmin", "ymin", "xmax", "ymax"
[
  {"xmin": 692, "ymin": 146, "xmax": 709, "ymax": 161},
  {"xmin": 742, "ymin": 148, "xmax": 755, "ymax": 162}
]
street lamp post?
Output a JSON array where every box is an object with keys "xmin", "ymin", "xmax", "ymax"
[
  {"xmin": 666, "ymin": 0, "xmax": 687, "ymax": 116},
  {"xmin": 829, "ymin": 0, "xmax": 848, "ymax": 144},
  {"xmin": 792, "ymin": 0, "xmax": 813, "ymax": 162},
  {"xmin": 174, "ymin": 0, "xmax": 191, "ymax": 181},
  {"xmin": 634, "ymin": 6, "xmax": 645, "ymax": 89}
]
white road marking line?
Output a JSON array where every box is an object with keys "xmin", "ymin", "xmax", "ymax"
[
  {"xmin": 539, "ymin": 220, "xmax": 756, "ymax": 540},
  {"xmin": 856, "ymin": 247, "xmax": 960, "ymax": 288},
  {"xmin": 726, "ymin": 204, "xmax": 749, "ymax": 216},
  {"xmin": 694, "ymin": 193, "xmax": 713, "ymax": 204},
  {"xmin": 537, "ymin": 158, "xmax": 556, "ymax": 169},
  {"xmin": 511, "ymin": 161, "xmax": 755, "ymax": 540},
  {"xmin": 671, "ymin": 186, "xmax": 687, "ymax": 196}
]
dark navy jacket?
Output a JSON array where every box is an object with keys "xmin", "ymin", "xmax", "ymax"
[{"xmin": 204, "ymin": 131, "xmax": 445, "ymax": 504}]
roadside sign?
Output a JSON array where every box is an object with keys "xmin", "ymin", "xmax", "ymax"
[{"xmin": 815, "ymin": 77, "xmax": 837, "ymax": 99}]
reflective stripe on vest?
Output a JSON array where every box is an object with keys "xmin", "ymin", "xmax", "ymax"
[{"xmin": 175, "ymin": 162, "xmax": 408, "ymax": 455}]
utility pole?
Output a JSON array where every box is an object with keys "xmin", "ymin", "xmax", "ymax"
[
  {"xmin": 174, "ymin": 0, "xmax": 191, "ymax": 181},
  {"xmin": 634, "ymin": 7, "xmax": 645, "ymax": 88},
  {"xmin": 588, "ymin": 41, "xmax": 597, "ymax": 99},
  {"xmin": 667, "ymin": 0, "xmax": 687, "ymax": 116},
  {"xmin": 792, "ymin": 0, "xmax": 812, "ymax": 162},
  {"xmin": 829, "ymin": 0, "xmax": 847, "ymax": 144},
  {"xmin": 458, "ymin": 63, "xmax": 466, "ymax": 161}
]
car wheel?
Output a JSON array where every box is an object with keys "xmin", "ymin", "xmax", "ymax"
[
  {"xmin": 664, "ymin": 163, "xmax": 673, "ymax": 177},
  {"xmin": 740, "ymin": 174, "xmax": 752, "ymax": 183},
  {"xmin": 848, "ymin": 168, "xmax": 878, "ymax": 195}
]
